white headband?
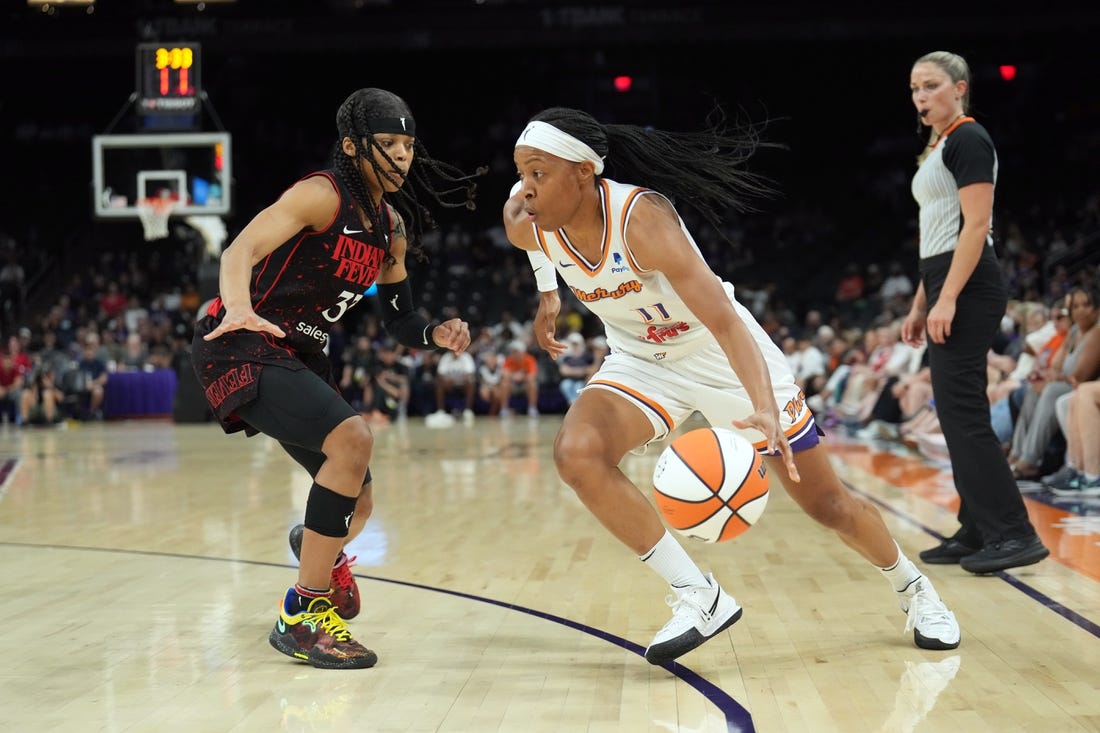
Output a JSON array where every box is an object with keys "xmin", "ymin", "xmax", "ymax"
[{"xmin": 515, "ymin": 121, "xmax": 605, "ymax": 174}]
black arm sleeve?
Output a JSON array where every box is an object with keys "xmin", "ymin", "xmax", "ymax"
[{"xmin": 376, "ymin": 278, "xmax": 440, "ymax": 350}]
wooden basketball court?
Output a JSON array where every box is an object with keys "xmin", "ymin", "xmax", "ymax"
[{"xmin": 2, "ymin": 414, "xmax": 1098, "ymax": 732}]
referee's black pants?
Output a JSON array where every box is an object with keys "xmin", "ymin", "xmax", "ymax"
[{"xmin": 920, "ymin": 248, "xmax": 1036, "ymax": 545}]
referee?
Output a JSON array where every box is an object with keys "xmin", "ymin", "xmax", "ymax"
[{"xmin": 901, "ymin": 51, "xmax": 1049, "ymax": 574}]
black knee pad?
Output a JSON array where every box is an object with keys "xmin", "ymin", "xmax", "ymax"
[{"xmin": 304, "ymin": 482, "xmax": 358, "ymax": 538}]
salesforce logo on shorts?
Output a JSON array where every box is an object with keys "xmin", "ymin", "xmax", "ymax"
[{"xmin": 296, "ymin": 321, "xmax": 329, "ymax": 343}]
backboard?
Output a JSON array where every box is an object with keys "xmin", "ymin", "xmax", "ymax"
[{"xmin": 92, "ymin": 132, "xmax": 232, "ymax": 219}]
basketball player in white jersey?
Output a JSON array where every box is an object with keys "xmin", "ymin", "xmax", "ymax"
[{"xmin": 503, "ymin": 107, "xmax": 960, "ymax": 665}]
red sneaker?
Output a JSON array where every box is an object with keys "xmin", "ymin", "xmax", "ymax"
[{"xmin": 288, "ymin": 524, "xmax": 361, "ymax": 619}]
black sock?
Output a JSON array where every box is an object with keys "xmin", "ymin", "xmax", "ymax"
[{"xmin": 286, "ymin": 584, "xmax": 331, "ymax": 614}]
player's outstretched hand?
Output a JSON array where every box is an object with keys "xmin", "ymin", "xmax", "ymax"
[
  {"xmin": 204, "ymin": 306, "xmax": 286, "ymax": 341},
  {"xmin": 731, "ymin": 409, "xmax": 801, "ymax": 483}
]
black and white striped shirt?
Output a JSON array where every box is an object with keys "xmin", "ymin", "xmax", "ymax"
[{"xmin": 911, "ymin": 120, "xmax": 998, "ymax": 259}]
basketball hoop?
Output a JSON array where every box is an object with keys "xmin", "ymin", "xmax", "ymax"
[{"xmin": 137, "ymin": 196, "xmax": 177, "ymax": 241}]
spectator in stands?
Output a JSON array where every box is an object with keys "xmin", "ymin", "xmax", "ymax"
[
  {"xmin": 557, "ymin": 332, "xmax": 593, "ymax": 405},
  {"xmin": 835, "ymin": 263, "xmax": 866, "ymax": 324},
  {"xmin": 340, "ymin": 335, "xmax": 376, "ymax": 413},
  {"xmin": 427, "ymin": 348, "xmax": 477, "ymax": 426},
  {"xmin": 0, "ymin": 348, "xmax": 27, "ymax": 424},
  {"xmin": 122, "ymin": 295, "xmax": 150, "ymax": 335},
  {"xmin": 487, "ymin": 310, "xmax": 529, "ymax": 349},
  {"xmin": 1046, "ymin": 378, "xmax": 1100, "ymax": 496},
  {"xmin": 369, "ymin": 341, "xmax": 410, "ymax": 423},
  {"xmin": 72, "ymin": 332, "xmax": 108, "ymax": 420},
  {"xmin": 98, "ymin": 281, "xmax": 128, "ymax": 322},
  {"xmin": 989, "ymin": 300, "xmax": 1067, "ymax": 446},
  {"xmin": 498, "ymin": 340, "xmax": 539, "ymax": 417},
  {"xmin": 1008, "ymin": 285, "xmax": 1100, "ymax": 479},
  {"xmin": 838, "ymin": 320, "xmax": 917, "ymax": 425},
  {"xmin": 20, "ymin": 364, "xmax": 64, "ymax": 427},
  {"xmin": 118, "ymin": 332, "xmax": 151, "ymax": 371},
  {"xmin": 34, "ymin": 329, "xmax": 73, "ymax": 379},
  {"xmin": 780, "ymin": 335, "xmax": 800, "ymax": 376},
  {"xmin": 988, "ymin": 302, "xmax": 1055, "ymax": 404},
  {"xmin": 477, "ymin": 350, "xmax": 504, "ymax": 416},
  {"xmin": 793, "ymin": 333, "xmax": 828, "ymax": 400},
  {"xmin": 880, "ymin": 261, "xmax": 915, "ymax": 309},
  {"xmin": 1, "ymin": 334, "xmax": 32, "ymax": 422},
  {"xmin": 857, "ymin": 346, "xmax": 930, "ymax": 441},
  {"xmin": 556, "ymin": 299, "xmax": 586, "ymax": 337},
  {"xmin": 587, "ymin": 335, "xmax": 609, "ymax": 377},
  {"xmin": 807, "ymin": 336, "xmax": 862, "ymax": 424}
]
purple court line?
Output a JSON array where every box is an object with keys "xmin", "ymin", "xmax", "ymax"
[
  {"xmin": 0, "ymin": 543, "xmax": 755, "ymax": 733},
  {"xmin": 361, "ymin": 575, "xmax": 757, "ymax": 733},
  {"xmin": 0, "ymin": 458, "xmax": 19, "ymax": 492}
]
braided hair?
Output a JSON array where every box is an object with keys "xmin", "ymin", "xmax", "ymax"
[
  {"xmin": 528, "ymin": 106, "xmax": 779, "ymax": 237},
  {"xmin": 333, "ymin": 88, "xmax": 486, "ymax": 263}
]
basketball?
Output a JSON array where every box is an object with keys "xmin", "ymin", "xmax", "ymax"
[{"xmin": 652, "ymin": 427, "xmax": 770, "ymax": 543}]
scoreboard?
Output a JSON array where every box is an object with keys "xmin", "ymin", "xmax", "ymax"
[{"xmin": 135, "ymin": 42, "xmax": 202, "ymax": 115}]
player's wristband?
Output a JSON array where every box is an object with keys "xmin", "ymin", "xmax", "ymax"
[{"xmin": 527, "ymin": 248, "xmax": 558, "ymax": 293}]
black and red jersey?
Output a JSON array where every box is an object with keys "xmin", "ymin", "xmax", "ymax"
[
  {"xmin": 193, "ymin": 170, "xmax": 395, "ymax": 434},
  {"xmin": 205, "ymin": 170, "xmax": 392, "ymax": 355}
]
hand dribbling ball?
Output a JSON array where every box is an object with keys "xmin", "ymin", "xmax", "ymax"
[{"xmin": 652, "ymin": 427, "xmax": 770, "ymax": 543}]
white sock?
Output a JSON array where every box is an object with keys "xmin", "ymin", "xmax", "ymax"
[
  {"xmin": 880, "ymin": 542, "xmax": 923, "ymax": 594},
  {"xmin": 639, "ymin": 530, "xmax": 708, "ymax": 588}
]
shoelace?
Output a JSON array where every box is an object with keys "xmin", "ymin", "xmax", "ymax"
[
  {"xmin": 309, "ymin": 603, "xmax": 354, "ymax": 642},
  {"xmin": 903, "ymin": 589, "xmax": 952, "ymax": 635},
  {"xmin": 665, "ymin": 585, "xmax": 714, "ymax": 622},
  {"xmin": 332, "ymin": 553, "xmax": 358, "ymax": 591}
]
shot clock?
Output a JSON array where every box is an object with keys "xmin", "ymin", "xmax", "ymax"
[{"xmin": 135, "ymin": 42, "xmax": 202, "ymax": 114}]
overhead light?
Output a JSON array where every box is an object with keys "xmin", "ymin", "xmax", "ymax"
[{"xmin": 26, "ymin": 0, "xmax": 95, "ymax": 6}]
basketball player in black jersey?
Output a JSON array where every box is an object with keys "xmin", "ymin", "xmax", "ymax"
[{"xmin": 193, "ymin": 88, "xmax": 485, "ymax": 669}]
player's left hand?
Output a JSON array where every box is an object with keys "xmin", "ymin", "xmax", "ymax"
[
  {"xmin": 534, "ymin": 290, "xmax": 567, "ymax": 360},
  {"xmin": 432, "ymin": 318, "xmax": 471, "ymax": 354},
  {"xmin": 731, "ymin": 409, "xmax": 800, "ymax": 483}
]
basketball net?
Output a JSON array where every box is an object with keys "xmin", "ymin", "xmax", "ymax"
[{"xmin": 137, "ymin": 196, "xmax": 177, "ymax": 241}]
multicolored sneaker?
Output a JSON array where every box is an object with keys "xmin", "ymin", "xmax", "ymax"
[
  {"xmin": 289, "ymin": 524, "xmax": 361, "ymax": 619},
  {"xmin": 268, "ymin": 592, "xmax": 377, "ymax": 669}
]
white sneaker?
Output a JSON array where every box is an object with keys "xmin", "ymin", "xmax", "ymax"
[
  {"xmin": 900, "ymin": 577, "xmax": 960, "ymax": 650},
  {"xmin": 462, "ymin": 408, "xmax": 475, "ymax": 425},
  {"xmin": 644, "ymin": 572, "xmax": 742, "ymax": 665},
  {"xmin": 425, "ymin": 410, "xmax": 456, "ymax": 429}
]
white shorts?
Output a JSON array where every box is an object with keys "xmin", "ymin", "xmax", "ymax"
[{"xmin": 586, "ymin": 339, "xmax": 819, "ymax": 455}]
